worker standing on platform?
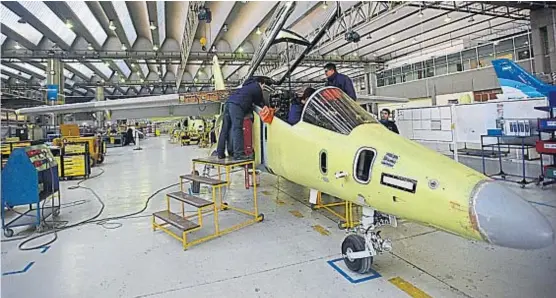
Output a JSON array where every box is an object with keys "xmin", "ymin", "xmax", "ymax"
[
  {"xmin": 217, "ymin": 76, "xmax": 270, "ymax": 160},
  {"xmin": 379, "ymin": 108, "xmax": 399, "ymax": 134},
  {"xmin": 324, "ymin": 63, "xmax": 357, "ymax": 100}
]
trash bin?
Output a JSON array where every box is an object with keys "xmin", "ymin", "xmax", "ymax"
[{"xmin": 191, "ymin": 170, "xmax": 201, "ymax": 194}]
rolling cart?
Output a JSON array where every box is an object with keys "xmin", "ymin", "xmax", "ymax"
[
  {"xmin": 1, "ymin": 145, "xmax": 61, "ymax": 237},
  {"xmin": 535, "ymin": 106, "xmax": 556, "ymax": 188}
]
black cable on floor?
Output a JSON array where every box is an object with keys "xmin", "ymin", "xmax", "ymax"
[{"xmin": 8, "ymin": 164, "xmax": 242, "ymax": 251}]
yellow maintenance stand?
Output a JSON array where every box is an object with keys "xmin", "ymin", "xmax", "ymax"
[
  {"xmin": 152, "ymin": 156, "xmax": 263, "ymax": 249},
  {"xmin": 312, "ymin": 191, "xmax": 359, "ymax": 229}
]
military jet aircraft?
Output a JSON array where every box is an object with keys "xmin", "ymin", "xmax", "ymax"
[{"xmin": 245, "ymin": 86, "xmax": 554, "ymax": 273}]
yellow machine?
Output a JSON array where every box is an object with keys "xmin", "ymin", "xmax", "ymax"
[{"xmin": 54, "ymin": 124, "xmax": 106, "ymax": 167}]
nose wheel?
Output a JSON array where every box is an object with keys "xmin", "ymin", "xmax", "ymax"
[{"xmin": 341, "ymin": 235, "xmax": 373, "ymax": 274}]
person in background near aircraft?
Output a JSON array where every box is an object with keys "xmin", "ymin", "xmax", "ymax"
[
  {"xmin": 324, "ymin": 63, "xmax": 357, "ymax": 100},
  {"xmin": 288, "ymin": 87, "xmax": 316, "ymax": 125},
  {"xmin": 379, "ymin": 108, "xmax": 399, "ymax": 134},
  {"xmin": 217, "ymin": 76, "xmax": 270, "ymax": 160}
]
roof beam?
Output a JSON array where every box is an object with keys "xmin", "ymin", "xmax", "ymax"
[{"xmin": 3, "ymin": 1, "xmax": 72, "ymax": 50}]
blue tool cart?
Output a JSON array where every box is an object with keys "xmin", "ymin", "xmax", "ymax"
[
  {"xmin": 535, "ymin": 91, "xmax": 556, "ymax": 188},
  {"xmin": 1, "ymin": 144, "xmax": 61, "ymax": 237}
]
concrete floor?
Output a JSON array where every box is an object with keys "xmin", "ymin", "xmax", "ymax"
[{"xmin": 1, "ymin": 137, "xmax": 555, "ymax": 298}]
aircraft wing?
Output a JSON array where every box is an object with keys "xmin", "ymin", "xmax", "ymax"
[
  {"xmin": 16, "ymin": 55, "xmax": 230, "ymax": 119},
  {"xmin": 356, "ymin": 95, "xmax": 409, "ymax": 104}
]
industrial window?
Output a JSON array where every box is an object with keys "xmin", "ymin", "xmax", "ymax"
[
  {"xmin": 353, "ymin": 148, "xmax": 376, "ymax": 184},
  {"xmin": 320, "ymin": 150, "xmax": 327, "ymax": 174},
  {"xmin": 495, "ymin": 39, "xmax": 514, "ymax": 59},
  {"xmin": 462, "ymin": 49, "xmax": 478, "ymax": 70},
  {"xmin": 477, "ymin": 45, "xmax": 494, "ymax": 68},
  {"xmin": 447, "ymin": 53, "xmax": 463, "ymax": 73},
  {"xmin": 434, "ymin": 56, "xmax": 447, "ymax": 76}
]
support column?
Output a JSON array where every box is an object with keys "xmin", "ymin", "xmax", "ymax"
[
  {"xmin": 46, "ymin": 58, "xmax": 64, "ymax": 126},
  {"xmin": 364, "ymin": 63, "xmax": 377, "ymax": 96},
  {"xmin": 530, "ymin": 8, "xmax": 556, "ymax": 75},
  {"xmin": 96, "ymin": 86, "xmax": 105, "ymax": 128}
]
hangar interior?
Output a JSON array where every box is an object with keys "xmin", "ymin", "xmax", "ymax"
[{"xmin": 1, "ymin": 1, "xmax": 556, "ymax": 298}]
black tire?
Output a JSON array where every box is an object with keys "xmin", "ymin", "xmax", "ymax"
[
  {"xmin": 4, "ymin": 229, "xmax": 13, "ymax": 238},
  {"xmin": 257, "ymin": 213, "xmax": 264, "ymax": 222},
  {"xmin": 97, "ymin": 154, "xmax": 105, "ymax": 164},
  {"xmin": 342, "ymin": 235, "xmax": 373, "ymax": 274}
]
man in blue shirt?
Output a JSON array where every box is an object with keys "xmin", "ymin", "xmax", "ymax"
[
  {"xmin": 379, "ymin": 108, "xmax": 399, "ymax": 134},
  {"xmin": 217, "ymin": 76, "xmax": 270, "ymax": 160},
  {"xmin": 324, "ymin": 63, "xmax": 357, "ymax": 100},
  {"xmin": 288, "ymin": 87, "xmax": 315, "ymax": 125}
]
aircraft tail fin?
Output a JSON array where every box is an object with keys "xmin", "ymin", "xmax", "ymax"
[{"xmin": 491, "ymin": 58, "xmax": 555, "ymax": 99}]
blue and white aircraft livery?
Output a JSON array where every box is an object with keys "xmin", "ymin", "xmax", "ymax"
[{"xmin": 492, "ymin": 58, "xmax": 556, "ymax": 100}]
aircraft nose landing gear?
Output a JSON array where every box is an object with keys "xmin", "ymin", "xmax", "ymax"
[{"xmin": 341, "ymin": 208, "xmax": 395, "ymax": 273}]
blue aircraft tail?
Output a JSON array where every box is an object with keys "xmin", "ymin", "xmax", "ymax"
[{"xmin": 491, "ymin": 58, "xmax": 556, "ymax": 100}]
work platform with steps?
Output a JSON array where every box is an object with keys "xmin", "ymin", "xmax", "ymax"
[{"xmin": 152, "ymin": 156, "xmax": 264, "ymax": 249}]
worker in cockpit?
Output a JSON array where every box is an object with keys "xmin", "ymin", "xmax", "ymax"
[{"xmin": 288, "ymin": 87, "xmax": 316, "ymax": 125}]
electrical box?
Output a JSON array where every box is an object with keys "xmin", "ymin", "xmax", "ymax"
[{"xmin": 1, "ymin": 144, "xmax": 61, "ymax": 236}]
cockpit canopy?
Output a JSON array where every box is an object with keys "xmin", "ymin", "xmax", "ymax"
[{"xmin": 301, "ymin": 87, "xmax": 378, "ymax": 135}]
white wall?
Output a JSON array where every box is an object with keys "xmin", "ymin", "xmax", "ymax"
[
  {"xmin": 436, "ymin": 91, "xmax": 473, "ymax": 105},
  {"xmin": 378, "ymin": 98, "xmax": 432, "ymax": 118}
]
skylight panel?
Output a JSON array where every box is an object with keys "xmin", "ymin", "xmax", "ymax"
[
  {"xmin": 157, "ymin": 1, "xmax": 165, "ymax": 45},
  {"xmin": 1, "ymin": 33, "xmax": 6, "ymax": 45},
  {"xmin": 63, "ymin": 68, "xmax": 73, "ymax": 79},
  {"xmin": 18, "ymin": 63, "xmax": 44, "ymax": 76},
  {"xmin": 115, "ymin": 59, "xmax": 131, "ymax": 77},
  {"xmin": 67, "ymin": 63, "xmax": 94, "ymax": 78},
  {"xmin": 19, "ymin": 1, "xmax": 76, "ymax": 46},
  {"xmin": 68, "ymin": 1, "xmax": 107, "ymax": 45},
  {"xmin": 1, "ymin": 74, "xmax": 9, "ymax": 80},
  {"xmin": 0, "ymin": 5, "xmax": 43, "ymax": 45},
  {"xmin": 2, "ymin": 65, "xmax": 32, "ymax": 79},
  {"xmin": 139, "ymin": 60, "xmax": 149, "ymax": 76},
  {"xmin": 89, "ymin": 62, "xmax": 113, "ymax": 78},
  {"xmin": 66, "ymin": 79, "xmax": 75, "ymax": 87},
  {"xmin": 113, "ymin": 1, "xmax": 137, "ymax": 45}
]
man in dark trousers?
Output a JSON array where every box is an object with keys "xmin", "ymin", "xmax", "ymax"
[
  {"xmin": 324, "ymin": 63, "xmax": 357, "ymax": 100},
  {"xmin": 217, "ymin": 76, "xmax": 269, "ymax": 160},
  {"xmin": 379, "ymin": 108, "xmax": 399, "ymax": 134}
]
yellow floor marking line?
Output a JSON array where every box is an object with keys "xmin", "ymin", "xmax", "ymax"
[
  {"xmin": 389, "ymin": 277, "xmax": 432, "ymax": 298},
  {"xmin": 312, "ymin": 225, "xmax": 331, "ymax": 236},
  {"xmin": 289, "ymin": 210, "xmax": 304, "ymax": 218}
]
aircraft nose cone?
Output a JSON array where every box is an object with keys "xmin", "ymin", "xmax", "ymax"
[{"xmin": 472, "ymin": 182, "xmax": 554, "ymax": 249}]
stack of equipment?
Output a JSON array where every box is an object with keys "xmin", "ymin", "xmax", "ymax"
[
  {"xmin": 1, "ymin": 140, "xmax": 33, "ymax": 168},
  {"xmin": 60, "ymin": 142, "xmax": 91, "ymax": 179},
  {"xmin": 1, "ymin": 144, "xmax": 61, "ymax": 237},
  {"xmin": 535, "ymin": 93, "xmax": 556, "ymax": 187}
]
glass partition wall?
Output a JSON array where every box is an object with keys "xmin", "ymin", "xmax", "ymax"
[{"xmin": 377, "ymin": 32, "xmax": 533, "ymax": 87}]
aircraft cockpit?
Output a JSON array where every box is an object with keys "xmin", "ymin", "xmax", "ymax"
[{"xmin": 301, "ymin": 87, "xmax": 378, "ymax": 135}]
